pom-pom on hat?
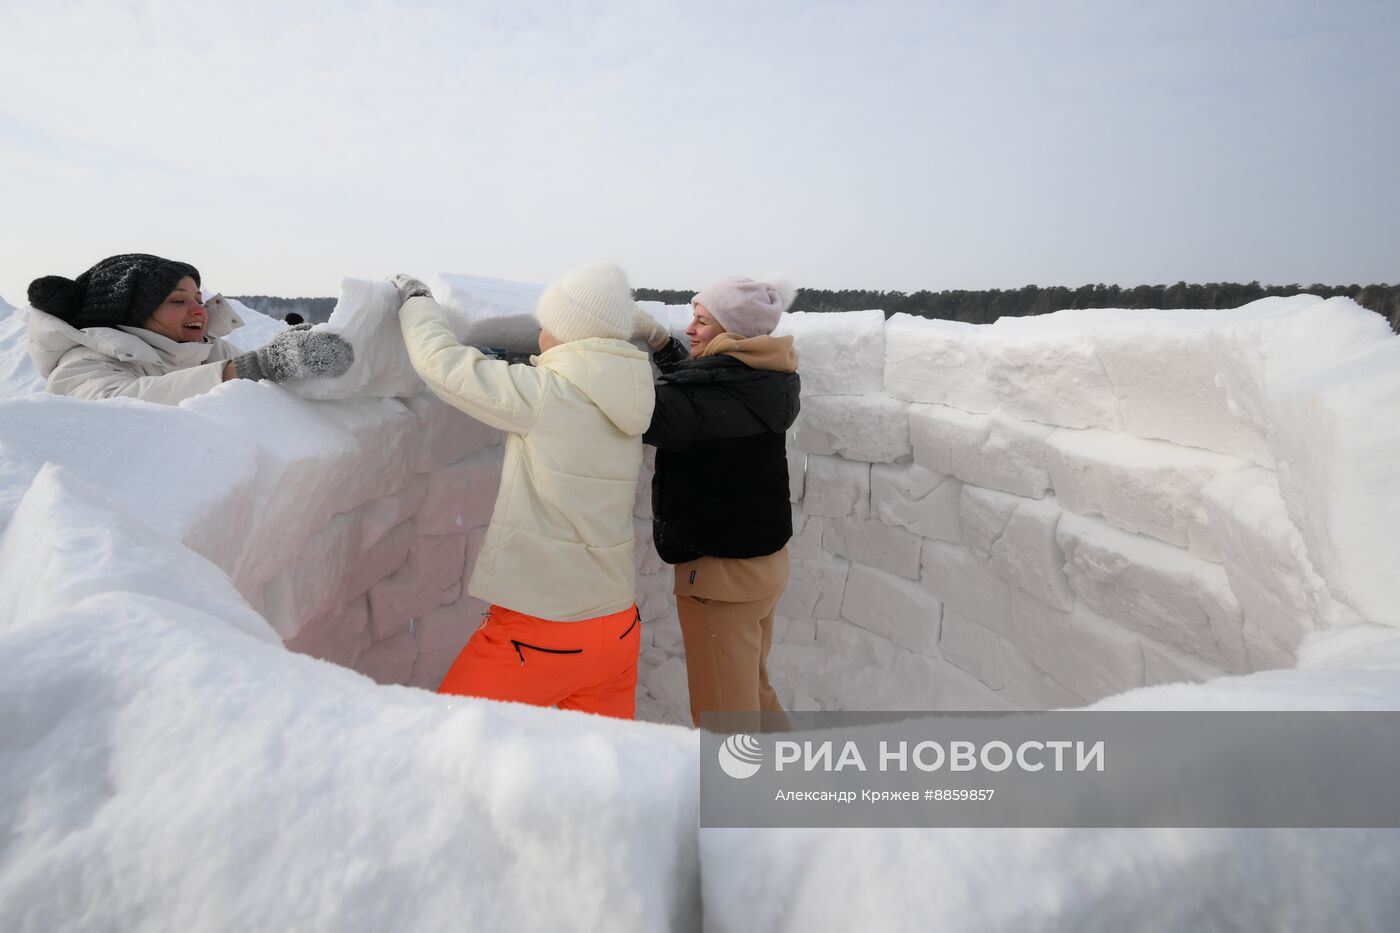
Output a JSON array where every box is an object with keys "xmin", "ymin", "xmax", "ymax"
[
  {"xmin": 691, "ymin": 275, "xmax": 796, "ymax": 338},
  {"xmin": 534, "ymin": 261, "xmax": 635, "ymax": 345},
  {"xmin": 28, "ymin": 253, "xmax": 201, "ymax": 329}
]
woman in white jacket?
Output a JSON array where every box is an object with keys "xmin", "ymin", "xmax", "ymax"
[
  {"xmin": 27, "ymin": 253, "xmax": 353, "ymax": 405},
  {"xmin": 391, "ymin": 262, "xmax": 655, "ymax": 719}
]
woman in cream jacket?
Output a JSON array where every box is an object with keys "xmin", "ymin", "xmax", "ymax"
[{"xmin": 392, "ymin": 262, "xmax": 654, "ymax": 719}]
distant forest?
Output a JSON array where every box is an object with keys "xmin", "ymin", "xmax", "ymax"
[
  {"xmin": 236, "ymin": 282, "xmax": 1400, "ymax": 332},
  {"xmin": 636, "ymin": 281, "xmax": 1400, "ymax": 332}
]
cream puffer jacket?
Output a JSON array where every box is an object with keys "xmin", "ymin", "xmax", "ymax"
[
  {"xmin": 27, "ymin": 298, "xmax": 243, "ymax": 405},
  {"xmin": 400, "ymin": 295, "xmax": 655, "ymax": 622}
]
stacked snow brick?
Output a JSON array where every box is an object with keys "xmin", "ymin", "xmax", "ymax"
[
  {"xmin": 172, "ymin": 386, "xmax": 507, "ymax": 689},
  {"xmin": 632, "ymin": 299, "xmax": 1399, "ymax": 720},
  {"xmin": 3, "ymin": 290, "xmax": 1395, "ymax": 722}
]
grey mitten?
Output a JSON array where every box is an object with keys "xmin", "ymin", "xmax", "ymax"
[
  {"xmin": 233, "ymin": 328, "xmax": 355, "ymax": 382},
  {"xmin": 390, "ymin": 274, "xmax": 431, "ymax": 305}
]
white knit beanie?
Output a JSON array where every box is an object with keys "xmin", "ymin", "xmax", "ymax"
[
  {"xmin": 534, "ymin": 262, "xmax": 634, "ymax": 344},
  {"xmin": 691, "ymin": 275, "xmax": 797, "ymax": 338}
]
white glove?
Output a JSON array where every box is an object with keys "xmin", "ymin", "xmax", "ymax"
[{"xmin": 632, "ymin": 308, "xmax": 670, "ymax": 349}]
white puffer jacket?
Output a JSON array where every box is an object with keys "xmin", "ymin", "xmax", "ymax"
[
  {"xmin": 27, "ymin": 297, "xmax": 243, "ymax": 405},
  {"xmin": 400, "ymin": 295, "xmax": 655, "ymax": 622}
]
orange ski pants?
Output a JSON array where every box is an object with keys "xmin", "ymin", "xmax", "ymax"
[{"xmin": 437, "ymin": 603, "xmax": 641, "ymax": 720}]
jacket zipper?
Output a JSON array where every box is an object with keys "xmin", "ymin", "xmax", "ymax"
[{"xmin": 511, "ymin": 639, "xmax": 583, "ymax": 666}]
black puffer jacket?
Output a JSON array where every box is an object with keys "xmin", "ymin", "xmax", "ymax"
[{"xmin": 643, "ymin": 335, "xmax": 801, "ymax": 564}]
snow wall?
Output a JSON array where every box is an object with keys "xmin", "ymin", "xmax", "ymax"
[{"xmin": 4, "ymin": 282, "xmax": 1400, "ymax": 931}]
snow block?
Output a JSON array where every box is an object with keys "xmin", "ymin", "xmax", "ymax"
[
  {"xmin": 787, "ymin": 436, "xmax": 805, "ymax": 503},
  {"xmin": 639, "ymin": 652, "xmax": 693, "ymax": 722},
  {"xmin": 788, "ymin": 508, "xmax": 826, "ymax": 560},
  {"xmin": 869, "ymin": 463, "xmax": 963, "ymax": 543},
  {"xmin": 1202, "ymin": 468, "xmax": 1326, "ymax": 666},
  {"xmin": 783, "ymin": 617, "xmax": 817, "ymax": 645},
  {"xmin": 1140, "ymin": 636, "xmax": 1228, "ymax": 687},
  {"xmin": 882, "ymin": 314, "xmax": 996, "ymax": 412},
  {"xmin": 930, "ymin": 658, "xmax": 1020, "ymax": 711},
  {"xmin": 959, "ymin": 485, "xmax": 1019, "ymax": 560},
  {"xmin": 0, "ymin": 395, "xmax": 259, "ymax": 577},
  {"xmin": 801, "ymin": 620, "xmax": 943, "ymax": 710},
  {"xmin": 960, "ymin": 486, "xmax": 1075, "ymax": 611},
  {"xmin": 778, "ymin": 557, "xmax": 849, "ymax": 621},
  {"xmin": 287, "ymin": 594, "xmax": 374, "ymax": 670},
  {"xmin": 920, "ymin": 540, "xmax": 1013, "ymax": 637},
  {"xmin": 402, "ymin": 391, "xmax": 504, "ymax": 473},
  {"xmin": 293, "ymin": 278, "xmax": 426, "ymax": 400},
  {"xmin": 636, "ymin": 569, "xmax": 675, "ymax": 622},
  {"xmin": 1046, "ymin": 427, "xmax": 1251, "ymax": 561},
  {"xmin": 185, "ymin": 386, "xmax": 413, "ymax": 590},
  {"xmin": 261, "ymin": 511, "xmax": 364, "ymax": 640},
  {"xmin": 634, "ymin": 517, "xmax": 665, "ymax": 575},
  {"xmin": 649, "ymin": 612, "xmax": 685, "ymax": 657},
  {"xmin": 414, "ymin": 446, "xmax": 504, "ymax": 536},
  {"xmin": 348, "ymin": 518, "xmax": 417, "ymax": 609},
  {"xmin": 821, "ymin": 516, "xmax": 922, "ymax": 580},
  {"xmin": 0, "ymin": 464, "xmax": 274, "ymax": 644},
  {"xmin": 981, "ymin": 310, "xmax": 1123, "ymax": 430},
  {"xmin": 1093, "ymin": 308, "xmax": 1269, "ymax": 462},
  {"xmin": 357, "ymin": 474, "xmax": 429, "ymax": 551},
  {"xmin": 356, "ymin": 629, "xmax": 422, "ymax": 686},
  {"xmin": 910, "ymin": 404, "xmax": 1054, "ymax": 498},
  {"xmin": 939, "ymin": 610, "xmax": 1014, "ymax": 690},
  {"xmin": 839, "ymin": 563, "xmax": 941, "ymax": 656},
  {"xmin": 366, "ymin": 530, "xmax": 462, "ymax": 641},
  {"xmin": 1057, "ymin": 512, "xmax": 1247, "ymax": 674},
  {"xmin": 635, "ymin": 446, "xmax": 655, "ymax": 519},
  {"xmin": 0, "ymin": 302, "xmax": 44, "ymax": 396},
  {"xmin": 938, "ymin": 608, "xmax": 1086, "ymax": 709},
  {"xmin": 368, "ymin": 532, "xmax": 468, "ymax": 632},
  {"xmin": 997, "ymin": 654, "xmax": 1089, "ymax": 711},
  {"xmin": 408, "ymin": 650, "xmax": 458, "ymax": 691},
  {"xmin": 1011, "ymin": 591, "xmax": 1145, "ymax": 703},
  {"xmin": 1296, "ymin": 623, "xmax": 1400, "ymax": 672},
  {"xmin": 1211, "ymin": 295, "xmax": 1393, "ymax": 441},
  {"xmin": 431, "ymin": 272, "xmax": 546, "ymax": 355},
  {"xmin": 1267, "ymin": 338, "xmax": 1400, "ymax": 628},
  {"xmin": 794, "ymin": 394, "xmax": 911, "ymax": 463},
  {"xmin": 801, "ymin": 454, "xmax": 870, "ymax": 519},
  {"xmin": 414, "ymin": 593, "xmax": 489, "ymax": 660},
  {"xmin": 773, "ymin": 309, "xmax": 884, "ymax": 395}
]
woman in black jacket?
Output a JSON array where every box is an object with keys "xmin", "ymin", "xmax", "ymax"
[{"xmin": 634, "ymin": 276, "xmax": 800, "ymax": 729}]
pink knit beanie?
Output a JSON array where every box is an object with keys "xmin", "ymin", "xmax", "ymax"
[{"xmin": 691, "ymin": 275, "xmax": 796, "ymax": 338}]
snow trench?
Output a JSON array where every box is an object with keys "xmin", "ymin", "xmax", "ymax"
[{"xmin": 3, "ymin": 281, "xmax": 1400, "ymax": 931}]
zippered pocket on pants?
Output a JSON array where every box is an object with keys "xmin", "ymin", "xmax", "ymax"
[{"xmin": 510, "ymin": 639, "xmax": 584, "ymax": 666}]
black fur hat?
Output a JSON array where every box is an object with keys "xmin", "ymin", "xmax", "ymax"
[{"xmin": 28, "ymin": 253, "xmax": 201, "ymax": 329}]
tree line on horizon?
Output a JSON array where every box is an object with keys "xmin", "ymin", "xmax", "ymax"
[
  {"xmin": 635, "ymin": 281, "xmax": 1400, "ymax": 332},
  {"xmin": 234, "ymin": 281, "xmax": 1400, "ymax": 332}
]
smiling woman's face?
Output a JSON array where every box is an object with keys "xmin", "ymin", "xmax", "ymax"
[
  {"xmin": 143, "ymin": 277, "xmax": 207, "ymax": 342},
  {"xmin": 686, "ymin": 303, "xmax": 726, "ymax": 357}
]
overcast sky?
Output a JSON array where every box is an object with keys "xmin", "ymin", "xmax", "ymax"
[{"xmin": 1, "ymin": 0, "xmax": 1396, "ymax": 304}]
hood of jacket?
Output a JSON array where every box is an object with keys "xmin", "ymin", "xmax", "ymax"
[
  {"xmin": 700, "ymin": 333, "xmax": 798, "ymax": 373},
  {"xmin": 533, "ymin": 337, "xmax": 655, "ymax": 436},
  {"xmin": 27, "ymin": 302, "xmax": 243, "ymax": 379}
]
